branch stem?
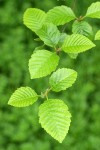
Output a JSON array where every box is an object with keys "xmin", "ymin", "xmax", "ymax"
[{"xmin": 40, "ymin": 87, "xmax": 52, "ymax": 100}]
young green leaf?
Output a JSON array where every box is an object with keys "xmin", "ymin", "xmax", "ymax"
[
  {"xmin": 62, "ymin": 34, "xmax": 95, "ymax": 53},
  {"xmin": 58, "ymin": 33, "xmax": 68, "ymax": 47},
  {"xmin": 46, "ymin": 5, "xmax": 76, "ymax": 26},
  {"xmin": 49, "ymin": 68, "xmax": 77, "ymax": 92},
  {"xmin": 34, "ymin": 45, "xmax": 45, "ymax": 51},
  {"xmin": 36, "ymin": 23, "xmax": 60, "ymax": 47},
  {"xmin": 95, "ymin": 30, "xmax": 100, "ymax": 40},
  {"xmin": 85, "ymin": 2, "xmax": 100, "ymax": 18},
  {"xmin": 8, "ymin": 87, "xmax": 38, "ymax": 107},
  {"xmin": 29, "ymin": 50, "xmax": 59, "ymax": 79},
  {"xmin": 72, "ymin": 21, "xmax": 93, "ymax": 39},
  {"xmin": 39, "ymin": 99, "xmax": 71, "ymax": 143},
  {"xmin": 68, "ymin": 53, "xmax": 78, "ymax": 59},
  {"xmin": 34, "ymin": 38, "xmax": 41, "ymax": 42},
  {"xmin": 23, "ymin": 8, "xmax": 46, "ymax": 32}
]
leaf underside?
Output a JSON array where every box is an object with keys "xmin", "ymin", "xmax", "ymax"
[
  {"xmin": 29, "ymin": 50, "xmax": 59, "ymax": 79},
  {"xmin": 68, "ymin": 53, "xmax": 78, "ymax": 59},
  {"xmin": 46, "ymin": 5, "xmax": 76, "ymax": 26},
  {"xmin": 8, "ymin": 87, "xmax": 38, "ymax": 107},
  {"xmin": 58, "ymin": 33, "xmax": 68, "ymax": 47},
  {"xmin": 36, "ymin": 23, "xmax": 60, "ymax": 47},
  {"xmin": 72, "ymin": 21, "xmax": 93, "ymax": 39},
  {"xmin": 62, "ymin": 34, "xmax": 95, "ymax": 53},
  {"xmin": 49, "ymin": 68, "xmax": 77, "ymax": 92},
  {"xmin": 39, "ymin": 99, "xmax": 71, "ymax": 143}
]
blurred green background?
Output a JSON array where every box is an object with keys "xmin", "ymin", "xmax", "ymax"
[{"xmin": 0, "ymin": 0, "xmax": 100, "ymax": 150}]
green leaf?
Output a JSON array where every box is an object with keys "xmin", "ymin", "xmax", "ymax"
[
  {"xmin": 8, "ymin": 87, "xmax": 38, "ymax": 107},
  {"xmin": 58, "ymin": 33, "xmax": 68, "ymax": 47},
  {"xmin": 95, "ymin": 30, "xmax": 100, "ymax": 40},
  {"xmin": 72, "ymin": 21, "xmax": 93, "ymax": 39},
  {"xmin": 46, "ymin": 5, "xmax": 76, "ymax": 26},
  {"xmin": 62, "ymin": 34, "xmax": 95, "ymax": 53},
  {"xmin": 36, "ymin": 23, "xmax": 60, "ymax": 47},
  {"xmin": 39, "ymin": 99, "xmax": 71, "ymax": 143},
  {"xmin": 59, "ymin": 34, "xmax": 78, "ymax": 58},
  {"xmin": 85, "ymin": 2, "xmax": 100, "ymax": 18},
  {"xmin": 34, "ymin": 45, "xmax": 45, "ymax": 51},
  {"xmin": 23, "ymin": 8, "xmax": 46, "ymax": 32},
  {"xmin": 29, "ymin": 50, "xmax": 59, "ymax": 79},
  {"xmin": 49, "ymin": 68, "xmax": 77, "ymax": 92},
  {"xmin": 34, "ymin": 38, "xmax": 41, "ymax": 42},
  {"xmin": 68, "ymin": 53, "xmax": 78, "ymax": 59}
]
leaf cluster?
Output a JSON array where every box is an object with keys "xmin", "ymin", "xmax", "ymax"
[{"xmin": 8, "ymin": 2, "xmax": 100, "ymax": 143}]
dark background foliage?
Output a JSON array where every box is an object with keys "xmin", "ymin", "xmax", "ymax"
[{"xmin": 0, "ymin": 0, "xmax": 100, "ymax": 150}]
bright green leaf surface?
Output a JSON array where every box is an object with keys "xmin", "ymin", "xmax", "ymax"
[
  {"xmin": 29, "ymin": 50, "xmax": 59, "ymax": 79},
  {"xmin": 36, "ymin": 23, "xmax": 60, "ymax": 47},
  {"xmin": 72, "ymin": 21, "xmax": 93, "ymax": 39},
  {"xmin": 39, "ymin": 99, "xmax": 71, "ymax": 143},
  {"xmin": 62, "ymin": 34, "xmax": 95, "ymax": 53},
  {"xmin": 46, "ymin": 5, "xmax": 76, "ymax": 26},
  {"xmin": 95, "ymin": 30, "xmax": 100, "ymax": 40},
  {"xmin": 8, "ymin": 87, "xmax": 38, "ymax": 107},
  {"xmin": 85, "ymin": 2, "xmax": 100, "ymax": 18},
  {"xmin": 49, "ymin": 68, "xmax": 77, "ymax": 92},
  {"xmin": 23, "ymin": 8, "xmax": 46, "ymax": 32}
]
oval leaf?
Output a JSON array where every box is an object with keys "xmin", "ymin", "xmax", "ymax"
[
  {"xmin": 72, "ymin": 21, "xmax": 93, "ymax": 39},
  {"xmin": 39, "ymin": 99, "xmax": 71, "ymax": 143},
  {"xmin": 29, "ymin": 50, "xmax": 59, "ymax": 79},
  {"xmin": 36, "ymin": 23, "xmax": 60, "ymax": 47},
  {"xmin": 8, "ymin": 87, "xmax": 38, "ymax": 107},
  {"xmin": 49, "ymin": 68, "xmax": 77, "ymax": 92},
  {"xmin": 23, "ymin": 8, "xmax": 46, "ymax": 32},
  {"xmin": 85, "ymin": 2, "xmax": 100, "ymax": 18},
  {"xmin": 95, "ymin": 30, "xmax": 100, "ymax": 40},
  {"xmin": 46, "ymin": 5, "xmax": 76, "ymax": 26},
  {"xmin": 62, "ymin": 34, "xmax": 95, "ymax": 53}
]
